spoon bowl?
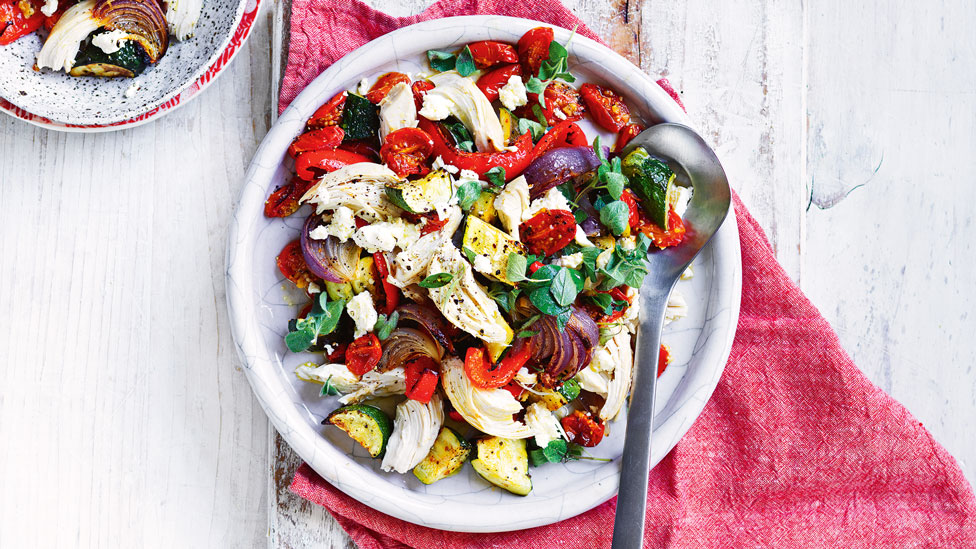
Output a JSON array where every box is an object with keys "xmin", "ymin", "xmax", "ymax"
[{"xmin": 612, "ymin": 123, "xmax": 732, "ymax": 548}]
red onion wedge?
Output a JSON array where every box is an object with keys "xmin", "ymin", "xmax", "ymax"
[
  {"xmin": 396, "ymin": 303, "xmax": 455, "ymax": 353},
  {"xmin": 380, "ymin": 327, "xmax": 444, "ymax": 371},
  {"xmin": 524, "ymin": 146, "xmax": 602, "ymax": 199},
  {"xmin": 301, "ymin": 214, "xmax": 361, "ymax": 283},
  {"xmin": 531, "ymin": 306, "xmax": 600, "ymax": 387}
]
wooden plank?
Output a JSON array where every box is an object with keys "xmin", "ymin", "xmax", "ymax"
[
  {"xmin": 802, "ymin": 0, "xmax": 976, "ymax": 485},
  {"xmin": 0, "ymin": 9, "xmax": 275, "ymax": 548}
]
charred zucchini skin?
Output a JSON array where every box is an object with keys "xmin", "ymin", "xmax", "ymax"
[
  {"xmin": 470, "ymin": 437, "xmax": 532, "ymax": 496},
  {"xmin": 340, "ymin": 93, "xmax": 380, "ymax": 140},
  {"xmin": 413, "ymin": 427, "xmax": 472, "ymax": 485},
  {"xmin": 72, "ymin": 34, "xmax": 149, "ymax": 77},
  {"xmin": 621, "ymin": 146, "xmax": 676, "ymax": 230},
  {"xmin": 325, "ymin": 404, "xmax": 393, "ymax": 458}
]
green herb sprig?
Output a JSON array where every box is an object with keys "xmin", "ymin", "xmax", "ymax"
[{"xmin": 285, "ymin": 293, "xmax": 346, "ymax": 353}]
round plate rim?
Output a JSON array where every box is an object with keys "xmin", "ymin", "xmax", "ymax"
[{"xmin": 226, "ymin": 15, "xmax": 742, "ymax": 533}]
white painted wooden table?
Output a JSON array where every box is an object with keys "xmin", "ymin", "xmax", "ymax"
[{"xmin": 1, "ymin": 0, "xmax": 973, "ymax": 547}]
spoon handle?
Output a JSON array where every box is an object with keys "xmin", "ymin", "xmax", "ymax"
[{"xmin": 611, "ymin": 285, "xmax": 672, "ymax": 549}]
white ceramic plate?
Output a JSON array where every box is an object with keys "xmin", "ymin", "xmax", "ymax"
[
  {"xmin": 0, "ymin": 0, "xmax": 257, "ymax": 129},
  {"xmin": 227, "ymin": 16, "xmax": 742, "ymax": 533}
]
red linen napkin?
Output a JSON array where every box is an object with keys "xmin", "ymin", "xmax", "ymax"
[{"xmin": 281, "ymin": 1, "xmax": 976, "ymax": 546}]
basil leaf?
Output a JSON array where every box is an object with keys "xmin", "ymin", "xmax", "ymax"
[
  {"xmin": 529, "ymin": 285, "xmax": 567, "ymax": 316},
  {"xmin": 455, "ymin": 45, "xmax": 476, "ymax": 77},
  {"xmin": 462, "ymin": 245, "xmax": 477, "ymax": 264},
  {"xmin": 373, "ymin": 311, "xmax": 399, "ymax": 341},
  {"xmin": 555, "ymin": 307, "xmax": 573, "ymax": 331},
  {"xmin": 506, "ymin": 252, "xmax": 527, "ymax": 283},
  {"xmin": 592, "ymin": 135, "xmax": 607, "ymax": 163},
  {"xmin": 420, "ymin": 272, "xmax": 454, "ymax": 288},
  {"xmin": 580, "ymin": 246, "xmax": 601, "ymax": 282},
  {"xmin": 427, "ymin": 49, "xmax": 457, "ymax": 72},
  {"xmin": 315, "ymin": 299, "xmax": 346, "ymax": 337},
  {"xmin": 531, "ymin": 104, "xmax": 548, "ymax": 126},
  {"xmin": 604, "ymin": 172, "xmax": 628, "ymax": 200},
  {"xmin": 456, "ymin": 180, "xmax": 482, "ymax": 212},
  {"xmin": 320, "ymin": 375, "xmax": 341, "ymax": 397},
  {"xmin": 558, "ymin": 378, "xmax": 580, "ymax": 401},
  {"xmin": 550, "ymin": 267, "xmax": 581, "ymax": 307},
  {"xmin": 529, "ymin": 447, "xmax": 549, "ymax": 467},
  {"xmin": 517, "ymin": 117, "xmax": 546, "ymax": 143},
  {"xmin": 600, "ymin": 200, "xmax": 630, "ymax": 236},
  {"xmin": 549, "ymin": 40, "xmax": 568, "ymax": 63},
  {"xmin": 484, "ymin": 166, "xmax": 506, "ymax": 188},
  {"xmin": 525, "ymin": 76, "xmax": 546, "ymax": 96},
  {"xmin": 285, "ymin": 330, "xmax": 315, "ymax": 353},
  {"xmin": 444, "ymin": 119, "xmax": 474, "ymax": 152},
  {"xmin": 516, "ymin": 329, "xmax": 540, "ymax": 338},
  {"xmin": 542, "ymin": 439, "xmax": 568, "ymax": 462},
  {"xmin": 586, "ymin": 293, "xmax": 614, "ymax": 315}
]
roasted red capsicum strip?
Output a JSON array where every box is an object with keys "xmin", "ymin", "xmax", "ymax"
[
  {"xmin": 287, "ymin": 126, "xmax": 344, "ymax": 158},
  {"xmin": 372, "ymin": 252, "xmax": 400, "ymax": 316},
  {"xmin": 295, "ymin": 149, "xmax": 371, "ymax": 181},
  {"xmin": 532, "ymin": 120, "xmax": 588, "ymax": 158},
  {"xmin": 463, "ymin": 342, "xmax": 533, "ymax": 389},
  {"xmin": 476, "ymin": 63, "xmax": 521, "ymax": 103},
  {"xmin": 467, "ymin": 40, "xmax": 519, "ymax": 69},
  {"xmin": 0, "ymin": 0, "xmax": 44, "ymax": 45},
  {"xmin": 404, "ymin": 356, "xmax": 439, "ymax": 403},
  {"xmin": 418, "ymin": 117, "xmax": 534, "ymax": 181}
]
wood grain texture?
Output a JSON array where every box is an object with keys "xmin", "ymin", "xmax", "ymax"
[
  {"xmin": 0, "ymin": 9, "xmax": 276, "ymax": 548},
  {"xmin": 1, "ymin": 0, "xmax": 974, "ymax": 548}
]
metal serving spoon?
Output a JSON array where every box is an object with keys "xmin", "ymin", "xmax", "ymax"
[{"xmin": 611, "ymin": 123, "xmax": 732, "ymax": 548}]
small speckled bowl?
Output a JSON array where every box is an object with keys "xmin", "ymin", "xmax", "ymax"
[
  {"xmin": 227, "ymin": 16, "xmax": 743, "ymax": 533},
  {"xmin": 0, "ymin": 0, "xmax": 253, "ymax": 129}
]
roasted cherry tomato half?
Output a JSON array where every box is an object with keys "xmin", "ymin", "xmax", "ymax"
[
  {"xmin": 521, "ymin": 82, "xmax": 586, "ymax": 126},
  {"xmin": 0, "ymin": 0, "xmax": 44, "ymax": 45},
  {"xmin": 637, "ymin": 208, "xmax": 687, "ymax": 249},
  {"xmin": 306, "ymin": 91, "xmax": 347, "ymax": 130},
  {"xmin": 379, "ymin": 127, "xmax": 434, "ymax": 178},
  {"xmin": 345, "ymin": 333, "xmax": 383, "ymax": 376},
  {"xmin": 517, "ymin": 27, "xmax": 554, "ymax": 77},
  {"xmin": 467, "ymin": 40, "xmax": 519, "ymax": 69},
  {"xmin": 287, "ymin": 126, "xmax": 344, "ymax": 159},
  {"xmin": 411, "ymin": 80, "xmax": 435, "ymax": 111},
  {"xmin": 621, "ymin": 189, "xmax": 641, "ymax": 229},
  {"xmin": 519, "ymin": 209, "xmax": 577, "ymax": 256},
  {"xmin": 476, "ymin": 63, "xmax": 521, "ymax": 103},
  {"xmin": 614, "ymin": 123, "xmax": 644, "ymax": 153},
  {"xmin": 463, "ymin": 342, "xmax": 533, "ymax": 389},
  {"xmin": 371, "ymin": 251, "xmax": 400, "ymax": 316},
  {"xmin": 561, "ymin": 410, "xmax": 605, "ymax": 447},
  {"xmin": 276, "ymin": 240, "xmax": 317, "ymax": 289},
  {"xmin": 595, "ymin": 287, "xmax": 633, "ymax": 323},
  {"xmin": 579, "ymin": 83, "xmax": 631, "ymax": 132},
  {"xmin": 327, "ymin": 342, "xmax": 348, "ymax": 363},
  {"xmin": 295, "ymin": 149, "xmax": 372, "ymax": 181},
  {"xmin": 264, "ymin": 178, "xmax": 315, "ymax": 218},
  {"xmin": 404, "ymin": 356, "xmax": 440, "ymax": 404},
  {"xmin": 532, "ymin": 120, "xmax": 588, "ymax": 158},
  {"xmin": 366, "ymin": 72, "xmax": 411, "ymax": 104},
  {"xmin": 658, "ymin": 344, "xmax": 671, "ymax": 377}
]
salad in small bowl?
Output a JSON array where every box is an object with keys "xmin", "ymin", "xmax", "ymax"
[{"xmin": 265, "ymin": 26, "xmax": 695, "ymax": 496}]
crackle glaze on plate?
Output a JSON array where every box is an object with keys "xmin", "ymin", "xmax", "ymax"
[
  {"xmin": 0, "ymin": 0, "xmax": 256, "ymax": 129},
  {"xmin": 227, "ymin": 16, "xmax": 742, "ymax": 533}
]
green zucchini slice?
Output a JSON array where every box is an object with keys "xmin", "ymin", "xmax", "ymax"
[
  {"xmin": 385, "ymin": 169, "xmax": 453, "ymax": 214},
  {"xmin": 413, "ymin": 427, "xmax": 472, "ymax": 485},
  {"xmin": 340, "ymin": 93, "xmax": 380, "ymax": 141},
  {"xmin": 470, "ymin": 437, "xmax": 532, "ymax": 496},
  {"xmin": 621, "ymin": 146, "xmax": 678, "ymax": 230},
  {"xmin": 71, "ymin": 33, "xmax": 149, "ymax": 78},
  {"xmin": 325, "ymin": 404, "xmax": 393, "ymax": 458}
]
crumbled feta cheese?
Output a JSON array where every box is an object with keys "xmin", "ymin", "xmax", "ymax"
[
  {"xmin": 472, "ymin": 254, "xmax": 492, "ymax": 273},
  {"xmin": 309, "ymin": 206, "xmax": 357, "ymax": 241},
  {"xmin": 431, "ymin": 156, "xmax": 460, "ymax": 174},
  {"xmin": 418, "ymin": 92, "xmax": 453, "ymax": 121},
  {"xmin": 665, "ymin": 289, "xmax": 688, "ymax": 325},
  {"xmin": 353, "ymin": 218, "xmax": 421, "ymax": 252},
  {"xmin": 356, "ymin": 77, "xmax": 370, "ymax": 96},
  {"xmin": 92, "ymin": 29, "xmax": 129, "ymax": 55},
  {"xmin": 624, "ymin": 287, "xmax": 640, "ymax": 333},
  {"xmin": 346, "ymin": 292, "xmax": 378, "ymax": 338},
  {"xmin": 590, "ymin": 344, "xmax": 615, "ymax": 373},
  {"xmin": 576, "ymin": 366, "xmax": 609, "ymax": 395},
  {"xmin": 307, "ymin": 282, "xmax": 321, "ymax": 294},
  {"xmin": 553, "ymin": 252, "xmax": 583, "ymax": 269},
  {"xmin": 378, "ymin": 82, "xmax": 418, "ymax": 141},
  {"xmin": 40, "ymin": 0, "xmax": 57, "ymax": 16},
  {"xmin": 458, "ymin": 169, "xmax": 480, "ymax": 183},
  {"xmin": 674, "ymin": 186, "xmax": 693, "ymax": 217},
  {"xmin": 618, "ymin": 236, "xmax": 637, "ymax": 251},
  {"xmin": 498, "ymin": 74, "xmax": 528, "ymax": 111},
  {"xmin": 522, "ymin": 187, "xmax": 572, "ymax": 221},
  {"xmin": 553, "ymin": 108, "xmax": 567, "ymax": 121},
  {"xmin": 525, "ymin": 402, "xmax": 562, "ymax": 448}
]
